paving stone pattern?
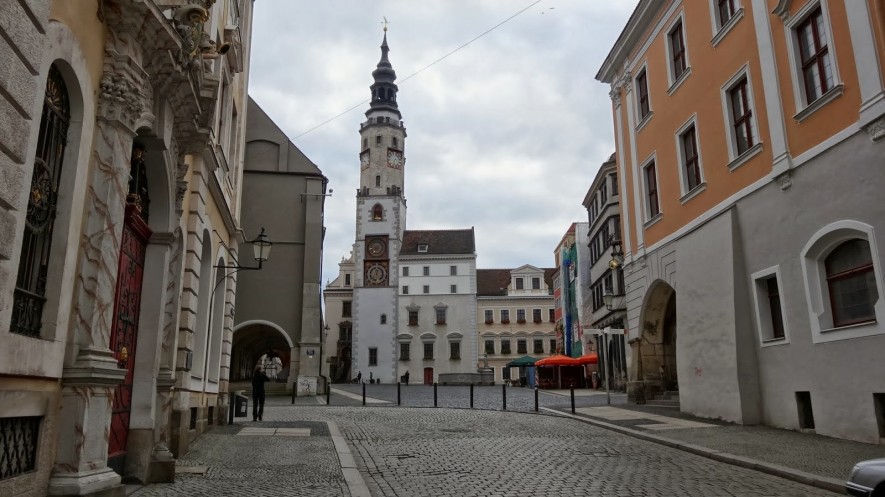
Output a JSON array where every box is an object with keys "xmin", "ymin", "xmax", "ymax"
[
  {"xmin": 275, "ymin": 406, "xmax": 839, "ymax": 497},
  {"xmin": 130, "ymin": 421, "xmax": 349, "ymax": 497}
]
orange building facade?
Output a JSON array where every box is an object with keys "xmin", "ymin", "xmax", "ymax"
[{"xmin": 597, "ymin": 0, "xmax": 885, "ymax": 443}]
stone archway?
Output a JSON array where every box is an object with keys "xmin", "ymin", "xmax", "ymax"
[
  {"xmin": 630, "ymin": 280, "xmax": 678, "ymax": 401},
  {"xmin": 230, "ymin": 321, "xmax": 293, "ymax": 385}
]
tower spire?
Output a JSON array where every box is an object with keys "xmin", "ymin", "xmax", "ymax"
[{"xmin": 368, "ymin": 20, "xmax": 401, "ymax": 118}]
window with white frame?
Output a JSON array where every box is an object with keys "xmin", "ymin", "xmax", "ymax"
[
  {"xmin": 532, "ymin": 277, "xmax": 541, "ymax": 290},
  {"xmin": 679, "ymin": 123, "xmax": 703, "ymax": 193},
  {"xmin": 423, "ymin": 266, "xmax": 430, "ymax": 276},
  {"xmin": 800, "ymin": 221, "xmax": 883, "ymax": 344},
  {"xmin": 515, "ymin": 277, "xmax": 524, "ymax": 290},
  {"xmin": 449, "ymin": 341, "xmax": 460, "ymax": 360},
  {"xmin": 402, "ymin": 285, "xmax": 409, "ymax": 294},
  {"xmin": 667, "ymin": 18, "xmax": 688, "ymax": 86},
  {"xmin": 500, "ymin": 309, "xmax": 510, "ymax": 324},
  {"xmin": 785, "ymin": 2, "xmax": 841, "ymax": 117},
  {"xmin": 435, "ymin": 305, "xmax": 447, "ymax": 325},
  {"xmin": 642, "ymin": 159, "xmax": 661, "ymax": 219},
  {"xmin": 423, "ymin": 285, "xmax": 430, "ymax": 294},
  {"xmin": 484, "ymin": 309, "xmax": 493, "ymax": 324},
  {"xmin": 403, "ymin": 266, "xmax": 409, "ymax": 276},
  {"xmin": 717, "ymin": 0, "xmax": 737, "ymax": 28},
  {"xmin": 711, "ymin": 0, "xmax": 743, "ymax": 40},
  {"xmin": 423, "ymin": 342, "xmax": 434, "ymax": 360},
  {"xmin": 721, "ymin": 67, "xmax": 760, "ymax": 163},
  {"xmin": 399, "ymin": 342, "xmax": 410, "ymax": 361},
  {"xmin": 484, "ymin": 339, "xmax": 495, "ymax": 354},
  {"xmin": 533, "ymin": 308, "xmax": 542, "ymax": 323},
  {"xmin": 751, "ymin": 267, "xmax": 788, "ymax": 345},
  {"xmin": 500, "ymin": 339, "xmax": 511, "ymax": 355},
  {"xmin": 533, "ymin": 339, "xmax": 544, "ymax": 354},
  {"xmin": 450, "ymin": 265, "xmax": 457, "ymax": 276},
  {"xmin": 369, "ymin": 347, "xmax": 378, "ymax": 366},
  {"xmin": 450, "ymin": 284, "xmax": 457, "ymax": 294},
  {"xmin": 516, "ymin": 339, "xmax": 527, "ymax": 354},
  {"xmin": 516, "ymin": 309, "xmax": 526, "ymax": 323},
  {"xmin": 636, "ymin": 68, "xmax": 651, "ymax": 121},
  {"xmin": 796, "ymin": 6, "xmax": 834, "ymax": 103}
]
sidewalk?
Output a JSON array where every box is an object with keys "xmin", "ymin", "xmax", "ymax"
[{"xmin": 546, "ymin": 402, "xmax": 885, "ymax": 494}]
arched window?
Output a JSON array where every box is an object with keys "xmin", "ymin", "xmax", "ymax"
[
  {"xmin": 372, "ymin": 204, "xmax": 383, "ymax": 221},
  {"xmin": 11, "ymin": 65, "xmax": 70, "ymax": 337},
  {"xmin": 375, "ymin": 175, "xmax": 381, "ymax": 187},
  {"xmin": 825, "ymin": 239, "xmax": 878, "ymax": 327}
]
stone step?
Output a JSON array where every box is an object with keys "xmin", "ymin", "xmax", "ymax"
[{"xmin": 646, "ymin": 398, "xmax": 681, "ymax": 407}]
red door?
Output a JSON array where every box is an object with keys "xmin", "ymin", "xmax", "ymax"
[
  {"xmin": 423, "ymin": 367, "xmax": 434, "ymax": 385},
  {"xmin": 107, "ymin": 205, "xmax": 151, "ymax": 473}
]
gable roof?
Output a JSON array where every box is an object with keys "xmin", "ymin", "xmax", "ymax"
[
  {"xmin": 400, "ymin": 228, "xmax": 475, "ymax": 255},
  {"xmin": 476, "ymin": 268, "xmax": 556, "ymax": 296}
]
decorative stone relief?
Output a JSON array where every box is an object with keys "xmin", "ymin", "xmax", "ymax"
[
  {"xmin": 99, "ymin": 71, "xmax": 145, "ymax": 132},
  {"xmin": 777, "ymin": 170, "xmax": 793, "ymax": 191},
  {"xmin": 864, "ymin": 116, "xmax": 885, "ymax": 142},
  {"xmin": 174, "ymin": 161, "xmax": 189, "ymax": 214},
  {"xmin": 609, "ymin": 84, "xmax": 621, "ymax": 107}
]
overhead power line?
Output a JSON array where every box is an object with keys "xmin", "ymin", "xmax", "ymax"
[{"xmin": 293, "ymin": 0, "xmax": 544, "ymax": 139}]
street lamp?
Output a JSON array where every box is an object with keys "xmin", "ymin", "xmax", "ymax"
[{"xmin": 218, "ymin": 228, "xmax": 272, "ymax": 424}]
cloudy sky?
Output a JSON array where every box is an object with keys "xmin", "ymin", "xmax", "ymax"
[{"xmin": 248, "ymin": 1, "xmax": 638, "ymax": 285}]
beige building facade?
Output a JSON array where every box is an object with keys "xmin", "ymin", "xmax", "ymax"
[{"xmin": 0, "ymin": 1, "xmax": 255, "ymax": 495}]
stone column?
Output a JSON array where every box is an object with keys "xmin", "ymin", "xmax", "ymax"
[{"xmin": 47, "ymin": 58, "xmax": 145, "ymax": 496}]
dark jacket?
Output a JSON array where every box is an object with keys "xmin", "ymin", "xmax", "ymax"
[{"xmin": 251, "ymin": 371, "xmax": 269, "ymax": 396}]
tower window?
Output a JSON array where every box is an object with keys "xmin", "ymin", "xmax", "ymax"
[
  {"xmin": 363, "ymin": 138, "xmax": 368, "ymax": 150},
  {"xmin": 392, "ymin": 137, "xmax": 398, "ymax": 148},
  {"xmin": 375, "ymin": 175, "xmax": 381, "ymax": 187},
  {"xmin": 376, "ymin": 135, "xmax": 382, "ymax": 146},
  {"xmin": 372, "ymin": 204, "xmax": 383, "ymax": 221}
]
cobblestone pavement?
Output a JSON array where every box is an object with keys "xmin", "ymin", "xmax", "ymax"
[{"xmin": 130, "ymin": 398, "xmax": 845, "ymax": 497}]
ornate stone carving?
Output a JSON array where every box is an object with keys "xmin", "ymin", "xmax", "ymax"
[
  {"xmin": 609, "ymin": 85, "xmax": 621, "ymax": 107},
  {"xmin": 98, "ymin": 71, "xmax": 144, "ymax": 131},
  {"xmin": 864, "ymin": 116, "xmax": 885, "ymax": 142},
  {"xmin": 621, "ymin": 71, "xmax": 633, "ymax": 94},
  {"xmin": 777, "ymin": 171, "xmax": 793, "ymax": 191},
  {"xmin": 175, "ymin": 161, "xmax": 189, "ymax": 214}
]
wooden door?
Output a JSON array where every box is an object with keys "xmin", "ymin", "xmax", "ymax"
[
  {"xmin": 423, "ymin": 367, "xmax": 433, "ymax": 385},
  {"xmin": 107, "ymin": 205, "xmax": 151, "ymax": 473}
]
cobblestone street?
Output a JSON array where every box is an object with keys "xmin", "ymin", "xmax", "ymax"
[{"xmin": 130, "ymin": 396, "xmax": 845, "ymax": 496}]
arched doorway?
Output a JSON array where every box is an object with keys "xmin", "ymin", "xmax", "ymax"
[
  {"xmin": 331, "ymin": 321, "xmax": 352, "ymax": 384},
  {"xmin": 230, "ymin": 321, "xmax": 293, "ymax": 385},
  {"xmin": 632, "ymin": 280, "xmax": 678, "ymax": 400}
]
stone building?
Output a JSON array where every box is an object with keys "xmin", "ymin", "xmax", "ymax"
[
  {"xmin": 233, "ymin": 97, "xmax": 327, "ymax": 395},
  {"xmin": 581, "ymin": 154, "xmax": 628, "ymax": 390},
  {"xmin": 476, "ymin": 266, "xmax": 557, "ymax": 384},
  {"xmin": 323, "ymin": 30, "xmax": 479, "ymax": 385},
  {"xmin": 597, "ymin": 0, "xmax": 885, "ymax": 442},
  {"xmin": 0, "ymin": 1, "xmax": 254, "ymax": 494}
]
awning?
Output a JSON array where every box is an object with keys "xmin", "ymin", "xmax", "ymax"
[
  {"xmin": 576, "ymin": 352, "xmax": 598, "ymax": 364},
  {"xmin": 535, "ymin": 354, "xmax": 582, "ymax": 366},
  {"xmin": 505, "ymin": 355, "xmax": 538, "ymax": 367}
]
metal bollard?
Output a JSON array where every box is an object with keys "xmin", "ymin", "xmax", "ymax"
[
  {"xmin": 534, "ymin": 387, "xmax": 539, "ymax": 412},
  {"xmin": 362, "ymin": 382, "xmax": 366, "ymax": 406},
  {"xmin": 502, "ymin": 383, "xmax": 507, "ymax": 411},
  {"xmin": 292, "ymin": 385, "xmax": 296, "ymax": 405},
  {"xmin": 228, "ymin": 392, "xmax": 235, "ymax": 424},
  {"xmin": 326, "ymin": 384, "xmax": 331, "ymax": 405},
  {"xmin": 570, "ymin": 387, "xmax": 575, "ymax": 414},
  {"xmin": 434, "ymin": 383, "xmax": 438, "ymax": 407},
  {"xmin": 397, "ymin": 382, "xmax": 401, "ymax": 406},
  {"xmin": 470, "ymin": 384, "xmax": 474, "ymax": 408}
]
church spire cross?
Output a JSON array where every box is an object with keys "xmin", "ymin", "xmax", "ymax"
[{"xmin": 382, "ymin": 16, "xmax": 389, "ymax": 32}]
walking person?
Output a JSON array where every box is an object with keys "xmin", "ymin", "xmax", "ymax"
[
  {"xmin": 251, "ymin": 364, "xmax": 269, "ymax": 421},
  {"xmin": 355, "ymin": 371, "xmax": 362, "ymax": 384},
  {"xmin": 403, "ymin": 370, "xmax": 410, "ymax": 385}
]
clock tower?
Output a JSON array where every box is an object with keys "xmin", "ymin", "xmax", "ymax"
[{"xmin": 352, "ymin": 27, "xmax": 408, "ymax": 382}]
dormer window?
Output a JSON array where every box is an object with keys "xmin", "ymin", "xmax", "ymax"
[{"xmin": 418, "ymin": 244, "xmax": 428, "ymax": 253}]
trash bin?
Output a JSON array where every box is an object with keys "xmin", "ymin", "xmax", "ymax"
[{"xmin": 234, "ymin": 393, "xmax": 248, "ymax": 418}]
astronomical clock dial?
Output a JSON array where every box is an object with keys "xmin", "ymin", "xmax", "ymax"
[
  {"xmin": 360, "ymin": 151, "xmax": 370, "ymax": 170},
  {"xmin": 365, "ymin": 262, "xmax": 388, "ymax": 286},
  {"xmin": 387, "ymin": 149, "xmax": 404, "ymax": 169},
  {"xmin": 367, "ymin": 238, "xmax": 386, "ymax": 258}
]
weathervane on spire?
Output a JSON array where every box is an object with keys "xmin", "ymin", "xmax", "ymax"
[{"xmin": 382, "ymin": 16, "xmax": 389, "ymax": 32}]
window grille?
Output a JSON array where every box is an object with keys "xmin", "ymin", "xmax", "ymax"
[{"xmin": 0, "ymin": 416, "xmax": 41, "ymax": 480}]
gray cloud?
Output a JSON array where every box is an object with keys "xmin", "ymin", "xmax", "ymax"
[{"xmin": 248, "ymin": 0, "xmax": 637, "ymax": 283}]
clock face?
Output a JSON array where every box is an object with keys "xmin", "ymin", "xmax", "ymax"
[
  {"xmin": 366, "ymin": 263, "xmax": 388, "ymax": 285},
  {"xmin": 367, "ymin": 239, "xmax": 386, "ymax": 258},
  {"xmin": 360, "ymin": 151, "xmax": 370, "ymax": 170},
  {"xmin": 387, "ymin": 149, "xmax": 403, "ymax": 169}
]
